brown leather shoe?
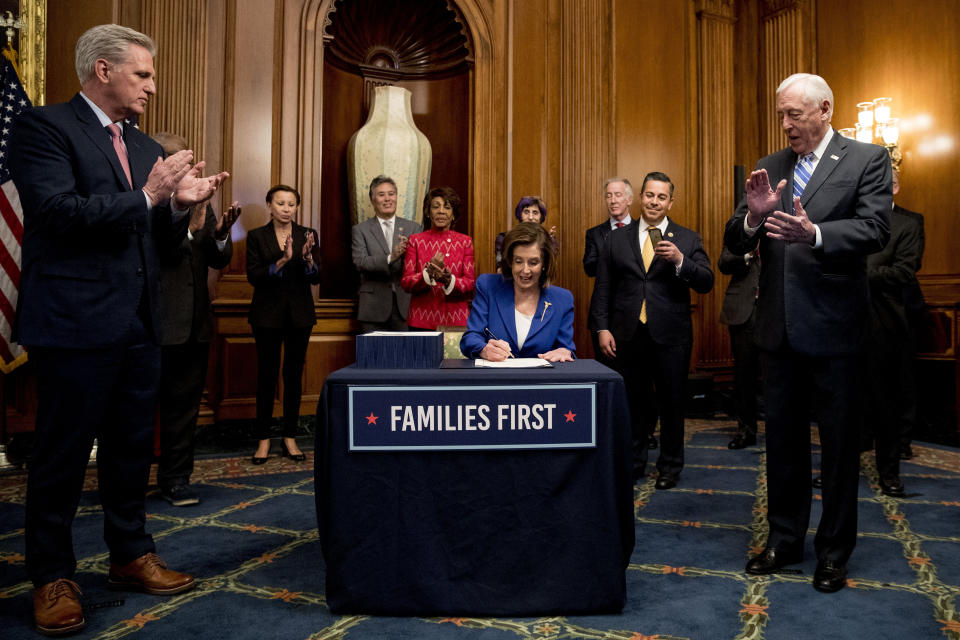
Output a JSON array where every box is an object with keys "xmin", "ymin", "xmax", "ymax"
[
  {"xmin": 34, "ymin": 579, "xmax": 85, "ymax": 636},
  {"xmin": 108, "ymin": 552, "xmax": 195, "ymax": 595}
]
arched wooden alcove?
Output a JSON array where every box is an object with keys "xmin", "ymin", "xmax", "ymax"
[{"xmin": 279, "ymin": 0, "xmax": 508, "ymax": 299}]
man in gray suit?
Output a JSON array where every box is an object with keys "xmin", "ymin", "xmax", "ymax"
[
  {"xmin": 352, "ymin": 175, "xmax": 422, "ymax": 332},
  {"xmin": 725, "ymin": 73, "xmax": 890, "ymax": 593},
  {"xmin": 153, "ymin": 132, "xmax": 240, "ymax": 507}
]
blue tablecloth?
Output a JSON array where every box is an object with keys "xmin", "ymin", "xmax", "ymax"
[{"xmin": 315, "ymin": 359, "xmax": 634, "ymax": 616}]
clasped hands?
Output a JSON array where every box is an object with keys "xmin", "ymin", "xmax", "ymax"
[
  {"xmin": 744, "ymin": 169, "xmax": 816, "ymax": 245},
  {"xmin": 277, "ymin": 230, "xmax": 316, "ymax": 269},
  {"xmin": 425, "ymin": 250, "xmax": 452, "ymax": 286},
  {"xmin": 143, "ymin": 149, "xmax": 230, "ymax": 211},
  {"xmin": 188, "ymin": 201, "xmax": 242, "ymax": 240}
]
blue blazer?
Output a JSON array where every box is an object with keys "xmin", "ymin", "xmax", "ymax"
[
  {"xmin": 10, "ymin": 93, "xmax": 185, "ymax": 348},
  {"xmin": 460, "ymin": 273, "xmax": 575, "ymax": 358}
]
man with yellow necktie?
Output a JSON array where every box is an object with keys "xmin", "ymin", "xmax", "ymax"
[{"xmin": 590, "ymin": 171, "xmax": 714, "ymax": 489}]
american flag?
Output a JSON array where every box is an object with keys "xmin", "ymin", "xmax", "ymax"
[{"xmin": 0, "ymin": 52, "xmax": 31, "ymax": 372}]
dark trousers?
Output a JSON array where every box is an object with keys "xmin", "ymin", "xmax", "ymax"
[
  {"xmin": 252, "ymin": 324, "xmax": 312, "ymax": 439},
  {"xmin": 898, "ymin": 324, "xmax": 919, "ymax": 449},
  {"xmin": 25, "ymin": 318, "xmax": 159, "ymax": 586},
  {"xmin": 761, "ymin": 347, "xmax": 861, "ymax": 564},
  {"xmin": 728, "ymin": 310, "xmax": 760, "ymax": 436},
  {"xmin": 615, "ymin": 323, "xmax": 691, "ymax": 478},
  {"xmin": 157, "ymin": 339, "xmax": 211, "ymax": 489},
  {"xmin": 865, "ymin": 324, "xmax": 904, "ymax": 482}
]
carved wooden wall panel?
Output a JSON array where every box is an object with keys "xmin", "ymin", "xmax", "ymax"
[
  {"xmin": 694, "ymin": 0, "xmax": 736, "ymax": 371},
  {"xmin": 759, "ymin": 0, "xmax": 813, "ymax": 154},
  {"xmin": 137, "ymin": 0, "xmax": 208, "ymax": 161},
  {"xmin": 561, "ymin": 0, "xmax": 614, "ymax": 359}
]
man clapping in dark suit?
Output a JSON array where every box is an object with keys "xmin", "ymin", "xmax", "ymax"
[
  {"xmin": 591, "ymin": 172, "xmax": 714, "ymax": 490},
  {"xmin": 725, "ymin": 73, "xmax": 890, "ymax": 593},
  {"xmin": 10, "ymin": 25, "xmax": 228, "ymax": 635},
  {"xmin": 153, "ymin": 132, "xmax": 240, "ymax": 508}
]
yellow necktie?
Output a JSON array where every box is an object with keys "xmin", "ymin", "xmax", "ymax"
[{"xmin": 640, "ymin": 231, "xmax": 654, "ymax": 323}]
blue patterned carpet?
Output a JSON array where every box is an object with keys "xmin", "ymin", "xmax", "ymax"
[{"xmin": 1, "ymin": 421, "xmax": 959, "ymax": 639}]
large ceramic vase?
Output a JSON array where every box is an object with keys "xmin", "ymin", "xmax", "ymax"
[{"xmin": 347, "ymin": 85, "xmax": 432, "ymax": 226}]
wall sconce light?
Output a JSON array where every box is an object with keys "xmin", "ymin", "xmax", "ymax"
[
  {"xmin": 847, "ymin": 97, "xmax": 902, "ymax": 172},
  {"xmin": 0, "ymin": 11, "xmax": 23, "ymax": 47}
]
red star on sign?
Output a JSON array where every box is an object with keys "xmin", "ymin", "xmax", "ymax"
[
  {"xmin": 366, "ymin": 413, "xmax": 378, "ymax": 425},
  {"xmin": 564, "ymin": 410, "xmax": 576, "ymax": 423}
]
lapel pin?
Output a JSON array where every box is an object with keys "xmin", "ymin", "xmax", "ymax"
[
  {"xmin": 668, "ymin": 232, "xmax": 674, "ymax": 238},
  {"xmin": 830, "ymin": 154, "xmax": 839, "ymax": 160},
  {"xmin": 540, "ymin": 301, "xmax": 552, "ymax": 322}
]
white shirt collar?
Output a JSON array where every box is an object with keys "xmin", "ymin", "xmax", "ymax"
[
  {"xmin": 609, "ymin": 215, "xmax": 632, "ymax": 230},
  {"xmin": 79, "ymin": 91, "xmax": 124, "ymax": 129},
  {"xmin": 803, "ymin": 127, "xmax": 835, "ymax": 163},
  {"xmin": 639, "ymin": 216, "xmax": 669, "ymax": 234}
]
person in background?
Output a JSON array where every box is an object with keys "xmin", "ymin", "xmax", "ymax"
[
  {"xmin": 153, "ymin": 132, "xmax": 240, "ymax": 506},
  {"xmin": 246, "ymin": 185, "xmax": 321, "ymax": 465},
  {"xmin": 461, "ymin": 223, "xmax": 574, "ymax": 362},
  {"xmin": 352, "ymin": 175, "xmax": 422, "ymax": 332},
  {"xmin": 401, "ymin": 186, "xmax": 475, "ymax": 329},
  {"xmin": 862, "ymin": 167, "xmax": 924, "ymax": 497},
  {"xmin": 890, "ymin": 169, "xmax": 926, "ymax": 461},
  {"xmin": 718, "ymin": 245, "xmax": 761, "ymax": 450},
  {"xmin": 591, "ymin": 171, "xmax": 714, "ymax": 490},
  {"xmin": 495, "ymin": 196, "xmax": 557, "ymax": 270},
  {"xmin": 10, "ymin": 24, "xmax": 228, "ymax": 635}
]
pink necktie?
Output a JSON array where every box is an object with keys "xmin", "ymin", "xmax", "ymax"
[{"xmin": 107, "ymin": 123, "xmax": 132, "ymax": 188}]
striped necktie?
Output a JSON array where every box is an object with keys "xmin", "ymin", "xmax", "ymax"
[{"xmin": 793, "ymin": 152, "xmax": 815, "ymax": 198}]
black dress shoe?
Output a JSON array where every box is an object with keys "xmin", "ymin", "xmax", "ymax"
[
  {"xmin": 281, "ymin": 442, "xmax": 306, "ymax": 462},
  {"xmin": 655, "ymin": 475, "xmax": 677, "ymax": 490},
  {"xmin": 251, "ymin": 454, "xmax": 268, "ymax": 465},
  {"xmin": 899, "ymin": 445, "xmax": 913, "ymax": 460},
  {"xmin": 648, "ymin": 435, "xmax": 658, "ymax": 450},
  {"xmin": 812, "ymin": 475, "xmax": 823, "ymax": 489},
  {"xmin": 745, "ymin": 547, "xmax": 802, "ymax": 575},
  {"xmin": 728, "ymin": 433, "xmax": 757, "ymax": 449},
  {"xmin": 813, "ymin": 559, "xmax": 847, "ymax": 592},
  {"xmin": 879, "ymin": 477, "xmax": 906, "ymax": 497}
]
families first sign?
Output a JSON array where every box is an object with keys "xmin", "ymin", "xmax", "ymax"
[{"xmin": 348, "ymin": 384, "xmax": 596, "ymax": 451}]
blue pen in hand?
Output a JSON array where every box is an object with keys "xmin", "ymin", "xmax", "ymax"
[{"xmin": 483, "ymin": 327, "xmax": 514, "ymax": 358}]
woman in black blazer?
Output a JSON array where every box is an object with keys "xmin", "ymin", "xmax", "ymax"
[{"xmin": 246, "ymin": 185, "xmax": 321, "ymax": 464}]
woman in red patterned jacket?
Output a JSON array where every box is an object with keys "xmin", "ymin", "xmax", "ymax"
[{"xmin": 401, "ymin": 187, "xmax": 476, "ymax": 329}]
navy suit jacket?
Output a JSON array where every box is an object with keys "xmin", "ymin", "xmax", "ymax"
[
  {"xmin": 159, "ymin": 205, "xmax": 233, "ymax": 345},
  {"xmin": 867, "ymin": 206, "xmax": 923, "ymax": 336},
  {"xmin": 582, "ymin": 220, "xmax": 614, "ymax": 278},
  {"xmin": 590, "ymin": 219, "xmax": 713, "ymax": 346},
  {"xmin": 10, "ymin": 93, "xmax": 184, "ymax": 348},
  {"xmin": 460, "ymin": 273, "xmax": 575, "ymax": 359},
  {"xmin": 724, "ymin": 131, "xmax": 891, "ymax": 356},
  {"xmin": 718, "ymin": 246, "xmax": 760, "ymax": 327}
]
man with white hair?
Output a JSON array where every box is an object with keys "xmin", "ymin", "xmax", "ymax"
[
  {"xmin": 10, "ymin": 24, "xmax": 228, "ymax": 634},
  {"xmin": 724, "ymin": 73, "xmax": 890, "ymax": 592}
]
